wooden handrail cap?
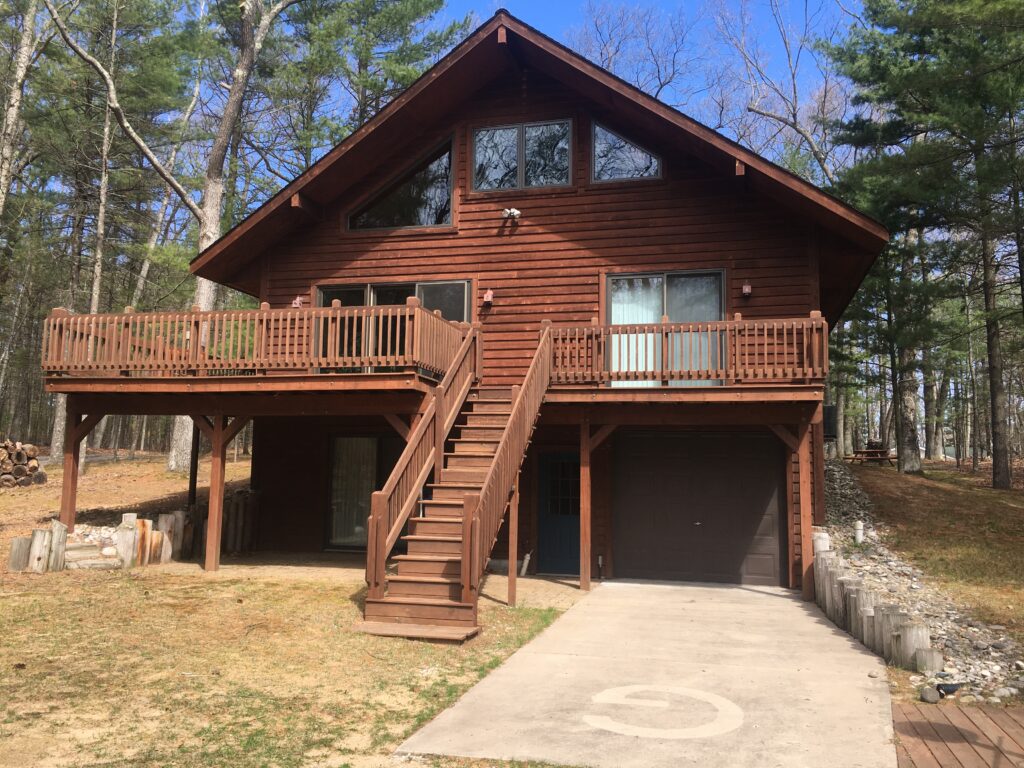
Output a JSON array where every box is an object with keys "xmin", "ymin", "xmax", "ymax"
[
  {"xmin": 810, "ymin": 310, "xmax": 822, "ymax": 318},
  {"xmin": 406, "ymin": 296, "xmax": 421, "ymax": 307}
]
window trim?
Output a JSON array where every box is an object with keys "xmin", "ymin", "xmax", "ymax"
[
  {"xmin": 603, "ymin": 268, "xmax": 726, "ymax": 324},
  {"xmin": 471, "ymin": 118, "xmax": 574, "ymax": 192},
  {"xmin": 345, "ymin": 137, "xmax": 455, "ymax": 233},
  {"xmin": 590, "ymin": 122, "xmax": 662, "ymax": 184}
]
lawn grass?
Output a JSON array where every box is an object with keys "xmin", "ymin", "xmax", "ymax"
[
  {"xmin": 851, "ymin": 463, "xmax": 1024, "ymax": 645},
  {"xmin": 0, "ymin": 566, "xmax": 561, "ymax": 768}
]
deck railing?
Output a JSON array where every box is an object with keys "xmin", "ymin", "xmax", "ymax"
[
  {"xmin": 549, "ymin": 312, "xmax": 828, "ymax": 386},
  {"xmin": 461, "ymin": 322, "xmax": 553, "ymax": 604},
  {"xmin": 365, "ymin": 325, "xmax": 481, "ymax": 599},
  {"xmin": 41, "ymin": 298, "xmax": 465, "ymax": 379}
]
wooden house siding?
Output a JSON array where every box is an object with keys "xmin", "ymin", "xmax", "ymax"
[{"xmin": 260, "ymin": 71, "xmax": 819, "ymax": 387}]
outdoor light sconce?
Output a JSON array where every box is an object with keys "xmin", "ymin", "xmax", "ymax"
[
  {"xmin": 501, "ymin": 207, "xmax": 521, "ymax": 220},
  {"xmin": 741, "ymin": 283, "xmax": 753, "ymax": 298},
  {"xmin": 482, "ymin": 288, "xmax": 495, "ymax": 307}
]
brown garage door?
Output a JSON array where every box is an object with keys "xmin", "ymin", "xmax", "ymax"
[{"xmin": 612, "ymin": 431, "xmax": 784, "ymax": 586}]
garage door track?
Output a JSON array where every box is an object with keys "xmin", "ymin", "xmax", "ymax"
[{"xmin": 399, "ymin": 581, "xmax": 896, "ymax": 768}]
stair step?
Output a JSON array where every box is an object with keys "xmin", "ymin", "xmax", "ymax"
[
  {"xmin": 402, "ymin": 534, "xmax": 463, "ymax": 555},
  {"xmin": 364, "ymin": 595, "xmax": 477, "ymax": 626},
  {"xmin": 408, "ymin": 516, "xmax": 462, "ymax": 536},
  {"xmin": 355, "ymin": 621, "xmax": 479, "ymax": 642},
  {"xmin": 451, "ymin": 440, "xmax": 499, "ymax": 454},
  {"xmin": 462, "ymin": 414, "xmax": 511, "ymax": 426},
  {"xmin": 440, "ymin": 468, "xmax": 489, "ymax": 482},
  {"xmin": 457, "ymin": 425, "xmax": 506, "ymax": 437},
  {"xmin": 465, "ymin": 402, "xmax": 513, "ymax": 414},
  {"xmin": 387, "ymin": 574, "xmax": 463, "ymax": 600},
  {"xmin": 394, "ymin": 554, "xmax": 461, "ymax": 577},
  {"xmin": 427, "ymin": 483, "xmax": 483, "ymax": 500},
  {"xmin": 445, "ymin": 454, "xmax": 493, "ymax": 467}
]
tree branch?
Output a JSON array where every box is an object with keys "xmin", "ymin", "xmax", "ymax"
[{"xmin": 41, "ymin": 0, "xmax": 204, "ymax": 223}]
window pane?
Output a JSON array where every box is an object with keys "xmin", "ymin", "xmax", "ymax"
[
  {"xmin": 593, "ymin": 124, "xmax": 659, "ymax": 181},
  {"xmin": 609, "ymin": 276, "xmax": 664, "ymax": 323},
  {"xmin": 525, "ymin": 121, "xmax": 571, "ymax": 187},
  {"xmin": 666, "ymin": 274, "xmax": 721, "ymax": 322},
  {"xmin": 609, "ymin": 276, "xmax": 663, "ymax": 388},
  {"xmin": 320, "ymin": 286, "xmax": 365, "ymax": 307},
  {"xmin": 329, "ymin": 437, "xmax": 377, "ymax": 547},
  {"xmin": 418, "ymin": 281, "xmax": 468, "ymax": 322},
  {"xmin": 474, "ymin": 127, "xmax": 519, "ymax": 190},
  {"xmin": 372, "ymin": 284, "xmax": 416, "ymax": 306},
  {"xmin": 351, "ymin": 145, "xmax": 451, "ymax": 229}
]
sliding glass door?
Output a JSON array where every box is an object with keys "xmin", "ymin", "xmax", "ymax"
[
  {"xmin": 608, "ymin": 271, "xmax": 723, "ymax": 386},
  {"xmin": 328, "ymin": 437, "xmax": 377, "ymax": 548}
]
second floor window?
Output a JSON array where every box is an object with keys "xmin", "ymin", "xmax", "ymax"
[
  {"xmin": 350, "ymin": 143, "xmax": 452, "ymax": 229},
  {"xmin": 473, "ymin": 120, "xmax": 572, "ymax": 191}
]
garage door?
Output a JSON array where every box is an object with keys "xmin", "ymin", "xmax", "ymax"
[{"xmin": 612, "ymin": 431, "xmax": 784, "ymax": 585}]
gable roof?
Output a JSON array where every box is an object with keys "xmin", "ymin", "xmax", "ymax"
[{"xmin": 191, "ymin": 10, "xmax": 888, "ymax": 309}]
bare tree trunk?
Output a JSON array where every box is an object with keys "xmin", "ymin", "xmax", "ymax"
[
  {"xmin": 981, "ymin": 226, "xmax": 1012, "ymax": 488},
  {"xmin": 0, "ymin": 0, "xmax": 40, "ymax": 224}
]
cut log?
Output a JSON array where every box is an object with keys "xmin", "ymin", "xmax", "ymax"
[
  {"xmin": 915, "ymin": 648, "xmax": 943, "ymax": 674},
  {"xmin": 8, "ymin": 536, "xmax": 31, "ymax": 571},
  {"xmin": 23, "ymin": 444, "xmax": 38, "ymax": 459},
  {"xmin": 11, "ymin": 449, "xmax": 27, "ymax": 465},
  {"xmin": 31, "ymin": 470, "xmax": 47, "ymax": 485},
  {"xmin": 16, "ymin": 476, "xmax": 31, "ymax": 487},
  {"xmin": 114, "ymin": 526, "xmax": 137, "ymax": 568},
  {"xmin": 0, "ymin": 473, "xmax": 14, "ymax": 487},
  {"xmin": 48, "ymin": 520, "xmax": 68, "ymax": 571},
  {"xmin": 136, "ymin": 519, "xmax": 152, "ymax": 566},
  {"xmin": 11, "ymin": 464, "xmax": 28, "ymax": 479},
  {"xmin": 28, "ymin": 529, "xmax": 52, "ymax": 573},
  {"xmin": 170, "ymin": 510, "xmax": 186, "ymax": 559},
  {"xmin": 895, "ymin": 622, "xmax": 931, "ymax": 670},
  {"xmin": 0, "ymin": 458, "xmax": 13, "ymax": 473},
  {"xmin": 149, "ymin": 531, "xmax": 165, "ymax": 564},
  {"xmin": 0, "ymin": 447, "xmax": 8, "ymax": 462},
  {"xmin": 26, "ymin": 458, "xmax": 39, "ymax": 473}
]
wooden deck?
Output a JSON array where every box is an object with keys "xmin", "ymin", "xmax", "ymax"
[{"xmin": 894, "ymin": 702, "xmax": 1024, "ymax": 767}]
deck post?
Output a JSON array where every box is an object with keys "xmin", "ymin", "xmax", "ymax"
[
  {"xmin": 204, "ymin": 416, "xmax": 227, "ymax": 571},
  {"xmin": 59, "ymin": 408, "xmax": 102, "ymax": 534},
  {"xmin": 579, "ymin": 417, "xmax": 591, "ymax": 591},
  {"xmin": 187, "ymin": 423, "xmax": 200, "ymax": 514},
  {"xmin": 797, "ymin": 419, "xmax": 814, "ymax": 600},
  {"xmin": 508, "ymin": 475, "xmax": 519, "ymax": 607}
]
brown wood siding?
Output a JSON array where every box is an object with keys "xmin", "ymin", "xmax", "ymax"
[{"xmin": 261, "ymin": 70, "xmax": 818, "ymax": 386}]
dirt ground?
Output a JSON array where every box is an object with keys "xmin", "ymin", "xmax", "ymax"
[
  {"xmin": 852, "ymin": 462, "xmax": 1024, "ymax": 647},
  {"xmin": 0, "ymin": 458, "xmax": 582, "ymax": 768}
]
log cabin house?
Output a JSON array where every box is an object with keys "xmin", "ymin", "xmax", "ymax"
[{"xmin": 41, "ymin": 11, "xmax": 888, "ymax": 640}]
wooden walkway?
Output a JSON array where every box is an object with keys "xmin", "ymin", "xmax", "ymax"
[{"xmin": 894, "ymin": 702, "xmax": 1024, "ymax": 767}]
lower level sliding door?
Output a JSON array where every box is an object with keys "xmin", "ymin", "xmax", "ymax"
[{"xmin": 328, "ymin": 437, "xmax": 378, "ymax": 548}]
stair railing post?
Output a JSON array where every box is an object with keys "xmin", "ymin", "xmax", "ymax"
[
  {"xmin": 367, "ymin": 492, "xmax": 387, "ymax": 599},
  {"xmin": 461, "ymin": 493, "xmax": 480, "ymax": 604}
]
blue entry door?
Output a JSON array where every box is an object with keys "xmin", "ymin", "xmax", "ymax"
[{"xmin": 537, "ymin": 453, "xmax": 581, "ymax": 574}]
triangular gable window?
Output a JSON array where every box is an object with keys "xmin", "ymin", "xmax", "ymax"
[
  {"xmin": 351, "ymin": 143, "xmax": 452, "ymax": 229},
  {"xmin": 592, "ymin": 124, "xmax": 660, "ymax": 181}
]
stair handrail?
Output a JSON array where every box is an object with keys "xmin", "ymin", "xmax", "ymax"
[
  {"xmin": 366, "ymin": 325, "xmax": 480, "ymax": 599},
  {"xmin": 461, "ymin": 322, "xmax": 553, "ymax": 603}
]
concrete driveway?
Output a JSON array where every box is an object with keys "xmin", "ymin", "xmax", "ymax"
[{"xmin": 399, "ymin": 581, "xmax": 896, "ymax": 768}]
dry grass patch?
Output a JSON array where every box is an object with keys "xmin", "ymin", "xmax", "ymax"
[
  {"xmin": 0, "ymin": 566, "xmax": 559, "ymax": 767},
  {"xmin": 851, "ymin": 464, "xmax": 1024, "ymax": 645}
]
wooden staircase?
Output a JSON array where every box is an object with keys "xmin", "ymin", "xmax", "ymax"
[
  {"xmin": 362, "ymin": 389, "xmax": 513, "ymax": 640},
  {"xmin": 359, "ymin": 324, "xmax": 553, "ymax": 642}
]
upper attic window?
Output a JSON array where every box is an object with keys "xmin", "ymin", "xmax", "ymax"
[
  {"xmin": 473, "ymin": 120, "xmax": 572, "ymax": 191},
  {"xmin": 350, "ymin": 143, "xmax": 452, "ymax": 229},
  {"xmin": 592, "ymin": 124, "xmax": 660, "ymax": 182}
]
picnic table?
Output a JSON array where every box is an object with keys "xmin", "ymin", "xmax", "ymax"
[{"xmin": 845, "ymin": 448, "xmax": 895, "ymax": 465}]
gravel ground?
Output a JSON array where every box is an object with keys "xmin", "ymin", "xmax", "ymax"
[{"xmin": 824, "ymin": 460, "xmax": 1023, "ymax": 702}]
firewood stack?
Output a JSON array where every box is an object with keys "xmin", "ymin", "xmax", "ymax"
[{"xmin": 0, "ymin": 440, "xmax": 46, "ymax": 488}]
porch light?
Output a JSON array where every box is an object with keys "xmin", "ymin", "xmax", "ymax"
[
  {"xmin": 483, "ymin": 288, "xmax": 495, "ymax": 307},
  {"xmin": 741, "ymin": 283, "xmax": 753, "ymax": 297}
]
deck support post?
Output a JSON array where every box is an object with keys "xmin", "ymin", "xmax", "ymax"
[
  {"xmin": 508, "ymin": 475, "xmax": 519, "ymax": 607},
  {"xmin": 59, "ymin": 408, "xmax": 103, "ymax": 534},
  {"xmin": 205, "ymin": 416, "xmax": 227, "ymax": 572},
  {"xmin": 187, "ymin": 423, "xmax": 200, "ymax": 514},
  {"xmin": 579, "ymin": 417, "xmax": 592, "ymax": 591},
  {"xmin": 797, "ymin": 419, "xmax": 814, "ymax": 600}
]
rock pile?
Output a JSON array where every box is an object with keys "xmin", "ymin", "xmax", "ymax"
[{"xmin": 823, "ymin": 460, "xmax": 1022, "ymax": 703}]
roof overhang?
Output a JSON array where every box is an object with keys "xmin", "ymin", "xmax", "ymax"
[{"xmin": 191, "ymin": 10, "xmax": 888, "ymax": 320}]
